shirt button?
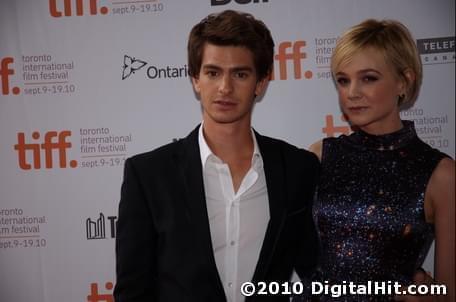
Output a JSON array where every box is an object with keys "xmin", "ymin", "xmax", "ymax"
[
  {"xmin": 228, "ymin": 282, "xmax": 233, "ymax": 288},
  {"xmin": 230, "ymin": 241, "xmax": 235, "ymax": 246}
]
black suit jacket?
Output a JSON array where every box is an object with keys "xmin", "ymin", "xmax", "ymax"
[{"xmin": 114, "ymin": 125, "xmax": 319, "ymax": 302}]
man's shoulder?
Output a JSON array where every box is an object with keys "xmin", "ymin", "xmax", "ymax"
[
  {"xmin": 257, "ymin": 133, "xmax": 318, "ymax": 161},
  {"xmin": 128, "ymin": 125, "xmax": 199, "ymax": 167},
  {"xmin": 129, "ymin": 140, "xmax": 182, "ymax": 164}
]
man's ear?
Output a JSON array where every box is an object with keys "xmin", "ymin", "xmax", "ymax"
[
  {"xmin": 191, "ymin": 76, "xmax": 201, "ymax": 94},
  {"xmin": 255, "ymin": 76, "xmax": 269, "ymax": 98}
]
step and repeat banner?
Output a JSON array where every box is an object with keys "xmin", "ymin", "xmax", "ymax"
[{"xmin": 1, "ymin": 0, "xmax": 454, "ymax": 301}]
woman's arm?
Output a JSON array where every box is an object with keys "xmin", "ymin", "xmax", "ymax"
[{"xmin": 427, "ymin": 158, "xmax": 455, "ymax": 301}]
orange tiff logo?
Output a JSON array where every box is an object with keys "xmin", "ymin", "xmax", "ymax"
[
  {"xmin": 14, "ymin": 131, "xmax": 78, "ymax": 170},
  {"xmin": 272, "ymin": 41, "xmax": 313, "ymax": 81},
  {"xmin": 49, "ymin": 0, "xmax": 108, "ymax": 17},
  {"xmin": 1, "ymin": 57, "xmax": 20, "ymax": 95},
  {"xmin": 87, "ymin": 282, "xmax": 114, "ymax": 302},
  {"xmin": 322, "ymin": 114, "xmax": 352, "ymax": 137}
]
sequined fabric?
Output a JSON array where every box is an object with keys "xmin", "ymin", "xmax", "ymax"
[{"xmin": 313, "ymin": 120, "xmax": 447, "ymax": 301}]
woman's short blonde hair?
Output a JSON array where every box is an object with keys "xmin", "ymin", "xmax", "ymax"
[{"xmin": 331, "ymin": 19, "xmax": 422, "ymax": 107}]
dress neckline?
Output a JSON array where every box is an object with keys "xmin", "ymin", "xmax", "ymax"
[{"xmin": 347, "ymin": 120, "xmax": 417, "ymax": 151}]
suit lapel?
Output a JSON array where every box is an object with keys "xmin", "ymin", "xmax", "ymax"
[
  {"xmin": 251, "ymin": 132, "xmax": 288, "ymax": 282},
  {"xmin": 176, "ymin": 125, "xmax": 225, "ymax": 295}
]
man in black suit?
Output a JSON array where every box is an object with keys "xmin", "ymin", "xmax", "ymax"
[{"xmin": 114, "ymin": 10, "xmax": 319, "ymax": 302}]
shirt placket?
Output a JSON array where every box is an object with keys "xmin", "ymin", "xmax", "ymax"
[{"xmin": 217, "ymin": 163, "xmax": 239, "ymax": 302}]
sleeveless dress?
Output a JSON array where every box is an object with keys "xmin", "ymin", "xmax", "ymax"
[{"xmin": 313, "ymin": 120, "xmax": 447, "ymax": 301}]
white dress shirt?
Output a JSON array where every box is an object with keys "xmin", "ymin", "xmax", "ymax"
[{"xmin": 198, "ymin": 124, "xmax": 270, "ymax": 302}]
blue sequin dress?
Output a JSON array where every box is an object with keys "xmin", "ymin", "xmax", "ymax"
[{"xmin": 313, "ymin": 120, "xmax": 447, "ymax": 301}]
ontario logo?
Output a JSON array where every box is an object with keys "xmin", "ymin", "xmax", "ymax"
[
  {"xmin": 122, "ymin": 55, "xmax": 147, "ymax": 80},
  {"xmin": 121, "ymin": 54, "xmax": 188, "ymax": 80},
  {"xmin": 86, "ymin": 213, "xmax": 117, "ymax": 239},
  {"xmin": 417, "ymin": 36, "xmax": 455, "ymax": 65}
]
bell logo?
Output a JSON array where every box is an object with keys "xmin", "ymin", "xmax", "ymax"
[
  {"xmin": 322, "ymin": 114, "xmax": 352, "ymax": 137},
  {"xmin": 272, "ymin": 41, "xmax": 312, "ymax": 80},
  {"xmin": 14, "ymin": 131, "xmax": 78, "ymax": 170},
  {"xmin": 1, "ymin": 57, "xmax": 20, "ymax": 95},
  {"xmin": 49, "ymin": 0, "xmax": 109, "ymax": 17},
  {"xmin": 87, "ymin": 282, "xmax": 113, "ymax": 302},
  {"xmin": 211, "ymin": 0, "xmax": 268, "ymax": 5}
]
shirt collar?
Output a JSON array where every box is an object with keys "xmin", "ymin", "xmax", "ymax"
[{"xmin": 198, "ymin": 122, "xmax": 262, "ymax": 169}]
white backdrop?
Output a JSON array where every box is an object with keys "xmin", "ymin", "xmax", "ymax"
[{"xmin": 0, "ymin": 1, "xmax": 454, "ymax": 301}]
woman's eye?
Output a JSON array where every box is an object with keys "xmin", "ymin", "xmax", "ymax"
[
  {"xmin": 363, "ymin": 75, "xmax": 378, "ymax": 82},
  {"xmin": 336, "ymin": 77, "xmax": 349, "ymax": 85}
]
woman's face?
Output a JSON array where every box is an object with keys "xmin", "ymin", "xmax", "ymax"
[{"xmin": 334, "ymin": 47, "xmax": 406, "ymax": 135}]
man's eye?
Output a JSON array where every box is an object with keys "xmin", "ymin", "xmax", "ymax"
[
  {"xmin": 235, "ymin": 72, "xmax": 248, "ymax": 79},
  {"xmin": 206, "ymin": 71, "xmax": 218, "ymax": 77}
]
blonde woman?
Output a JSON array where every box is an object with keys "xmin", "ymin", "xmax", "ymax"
[{"xmin": 310, "ymin": 19, "xmax": 454, "ymax": 301}]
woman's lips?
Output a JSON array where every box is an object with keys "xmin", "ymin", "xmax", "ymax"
[{"xmin": 347, "ymin": 106, "xmax": 369, "ymax": 113}]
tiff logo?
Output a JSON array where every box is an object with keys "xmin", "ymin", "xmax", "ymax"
[
  {"xmin": 86, "ymin": 213, "xmax": 117, "ymax": 239},
  {"xmin": 87, "ymin": 282, "xmax": 113, "ymax": 302},
  {"xmin": 322, "ymin": 114, "xmax": 352, "ymax": 137},
  {"xmin": 1, "ymin": 57, "xmax": 20, "ymax": 95},
  {"xmin": 272, "ymin": 41, "xmax": 312, "ymax": 80},
  {"xmin": 14, "ymin": 131, "xmax": 77, "ymax": 170},
  {"xmin": 211, "ymin": 0, "xmax": 268, "ymax": 5},
  {"xmin": 49, "ymin": 0, "xmax": 109, "ymax": 17}
]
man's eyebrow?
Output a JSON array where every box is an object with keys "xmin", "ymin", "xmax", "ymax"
[{"xmin": 201, "ymin": 64, "xmax": 254, "ymax": 72}]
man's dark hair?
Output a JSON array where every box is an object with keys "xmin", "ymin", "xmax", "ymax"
[{"xmin": 187, "ymin": 10, "xmax": 274, "ymax": 81}]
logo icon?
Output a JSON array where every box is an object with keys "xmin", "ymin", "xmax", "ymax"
[
  {"xmin": 322, "ymin": 114, "xmax": 352, "ymax": 137},
  {"xmin": 14, "ymin": 131, "xmax": 77, "ymax": 170},
  {"xmin": 1, "ymin": 57, "xmax": 20, "ymax": 95},
  {"xmin": 416, "ymin": 37, "xmax": 455, "ymax": 65},
  {"xmin": 272, "ymin": 41, "xmax": 312, "ymax": 80},
  {"xmin": 49, "ymin": 0, "xmax": 109, "ymax": 17},
  {"xmin": 87, "ymin": 282, "xmax": 114, "ymax": 302},
  {"xmin": 122, "ymin": 55, "xmax": 147, "ymax": 80},
  {"xmin": 86, "ymin": 213, "xmax": 117, "ymax": 239}
]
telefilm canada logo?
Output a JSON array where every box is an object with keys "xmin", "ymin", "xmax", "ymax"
[
  {"xmin": 417, "ymin": 36, "xmax": 455, "ymax": 64},
  {"xmin": 86, "ymin": 213, "xmax": 117, "ymax": 240},
  {"xmin": 121, "ymin": 54, "xmax": 188, "ymax": 80}
]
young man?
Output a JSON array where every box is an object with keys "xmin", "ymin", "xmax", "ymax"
[{"xmin": 114, "ymin": 10, "xmax": 319, "ymax": 302}]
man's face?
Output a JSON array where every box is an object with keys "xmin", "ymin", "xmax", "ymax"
[{"xmin": 192, "ymin": 43, "xmax": 268, "ymax": 127}]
